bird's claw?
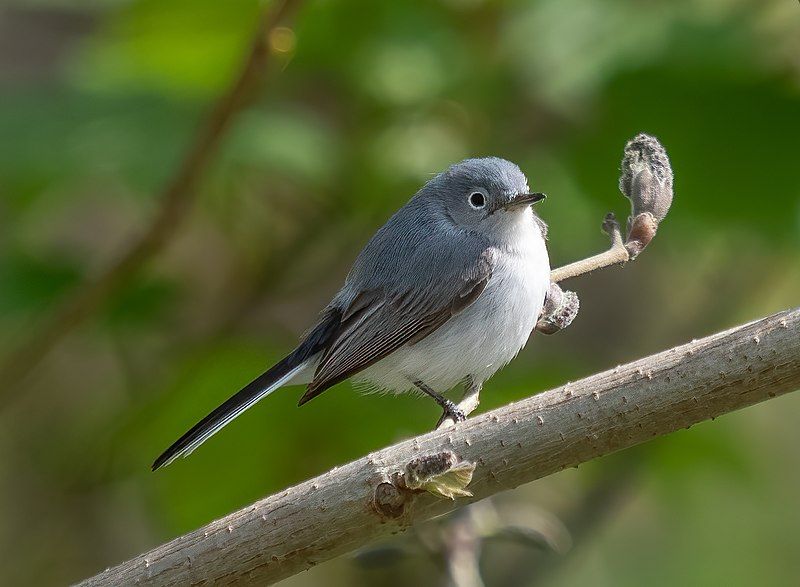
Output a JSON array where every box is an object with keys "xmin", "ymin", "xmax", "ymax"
[{"xmin": 436, "ymin": 400, "xmax": 467, "ymax": 428}]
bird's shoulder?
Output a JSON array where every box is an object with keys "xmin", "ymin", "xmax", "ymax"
[{"xmin": 342, "ymin": 198, "xmax": 497, "ymax": 301}]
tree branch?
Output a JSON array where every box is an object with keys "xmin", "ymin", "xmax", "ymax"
[
  {"xmin": 79, "ymin": 307, "xmax": 800, "ymax": 586},
  {"xmin": 0, "ymin": 0, "xmax": 303, "ymax": 399}
]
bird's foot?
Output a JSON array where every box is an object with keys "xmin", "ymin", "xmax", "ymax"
[
  {"xmin": 413, "ymin": 379, "xmax": 466, "ymax": 427},
  {"xmin": 435, "ymin": 400, "xmax": 467, "ymax": 428}
]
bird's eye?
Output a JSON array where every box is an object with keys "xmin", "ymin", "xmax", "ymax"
[{"xmin": 468, "ymin": 191, "xmax": 486, "ymax": 209}]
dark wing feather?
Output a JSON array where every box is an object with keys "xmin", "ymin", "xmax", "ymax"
[{"xmin": 298, "ymin": 247, "xmax": 496, "ymax": 405}]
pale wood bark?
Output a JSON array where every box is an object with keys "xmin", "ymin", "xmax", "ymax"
[{"xmin": 78, "ymin": 307, "xmax": 800, "ymax": 586}]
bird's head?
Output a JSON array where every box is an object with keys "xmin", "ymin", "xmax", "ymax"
[{"xmin": 426, "ymin": 157, "xmax": 546, "ymax": 240}]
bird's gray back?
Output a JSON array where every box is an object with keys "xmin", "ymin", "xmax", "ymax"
[{"xmin": 335, "ymin": 195, "xmax": 490, "ymax": 311}]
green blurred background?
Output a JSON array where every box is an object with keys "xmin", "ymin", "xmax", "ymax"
[{"xmin": 1, "ymin": 0, "xmax": 799, "ymax": 585}]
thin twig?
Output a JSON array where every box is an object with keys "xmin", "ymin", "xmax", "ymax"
[
  {"xmin": 0, "ymin": 0, "xmax": 303, "ymax": 399},
  {"xmin": 77, "ymin": 307, "xmax": 800, "ymax": 586},
  {"xmin": 442, "ymin": 508, "xmax": 485, "ymax": 587},
  {"xmin": 550, "ymin": 213, "xmax": 629, "ymax": 283}
]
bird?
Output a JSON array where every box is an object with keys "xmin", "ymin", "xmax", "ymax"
[{"xmin": 152, "ymin": 157, "xmax": 550, "ymax": 470}]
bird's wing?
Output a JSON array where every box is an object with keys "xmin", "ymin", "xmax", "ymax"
[{"xmin": 298, "ymin": 241, "xmax": 497, "ymax": 404}]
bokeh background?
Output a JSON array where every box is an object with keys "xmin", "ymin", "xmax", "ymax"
[{"xmin": 1, "ymin": 0, "xmax": 800, "ymax": 585}]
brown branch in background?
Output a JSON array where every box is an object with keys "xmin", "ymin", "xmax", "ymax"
[
  {"xmin": 441, "ymin": 507, "xmax": 485, "ymax": 587},
  {"xmin": 0, "ymin": 0, "xmax": 303, "ymax": 399},
  {"xmin": 511, "ymin": 461, "xmax": 640, "ymax": 587}
]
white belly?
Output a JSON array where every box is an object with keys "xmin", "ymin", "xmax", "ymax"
[{"xmin": 354, "ymin": 234, "xmax": 550, "ymax": 394}]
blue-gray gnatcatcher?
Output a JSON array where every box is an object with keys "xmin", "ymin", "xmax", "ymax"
[{"xmin": 153, "ymin": 157, "xmax": 550, "ymax": 470}]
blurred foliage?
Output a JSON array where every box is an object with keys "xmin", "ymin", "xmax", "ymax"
[{"xmin": 1, "ymin": 0, "xmax": 799, "ymax": 585}]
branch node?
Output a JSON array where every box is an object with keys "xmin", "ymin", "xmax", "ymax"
[
  {"xmin": 374, "ymin": 482, "xmax": 406, "ymax": 519},
  {"xmin": 373, "ymin": 451, "xmax": 476, "ymax": 518},
  {"xmin": 402, "ymin": 451, "xmax": 476, "ymax": 500},
  {"xmin": 625, "ymin": 211, "xmax": 658, "ymax": 260},
  {"xmin": 602, "ymin": 212, "xmax": 625, "ymax": 249}
]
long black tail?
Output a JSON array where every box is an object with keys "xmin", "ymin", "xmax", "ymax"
[
  {"xmin": 151, "ymin": 354, "xmax": 304, "ymax": 470},
  {"xmin": 152, "ymin": 307, "xmax": 342, "ymax": 471}
]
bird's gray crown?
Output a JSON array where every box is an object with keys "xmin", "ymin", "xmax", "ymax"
[
  {"xmin": 439, "ymin": 157, "xmax": 529, "ymax": 198},
  {"xmin": 414, "ymin": 157, "xmax": 535, "ymax": 234}
]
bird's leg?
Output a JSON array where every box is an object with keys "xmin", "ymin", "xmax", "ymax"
[
  {"xmin": 413, "ymin": 380, "xmax": 466, "ymax": 427},
  {"xmin": 436, "ymin": 377, "xmax": 482, "ymax": 430}
]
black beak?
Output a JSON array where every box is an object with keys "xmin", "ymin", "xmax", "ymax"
[{"xmin": 502, "ymin": 192, "xmax": 546, "ymax": 211}]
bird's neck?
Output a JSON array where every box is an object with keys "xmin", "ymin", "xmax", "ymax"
[{"xmin": 484, "ymin": 208, "xmax": 544, "ymax": 253}]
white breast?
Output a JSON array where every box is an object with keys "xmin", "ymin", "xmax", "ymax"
[{"xmin": 356, "ymin": 212, "xmax": 550, "ymax": 394}]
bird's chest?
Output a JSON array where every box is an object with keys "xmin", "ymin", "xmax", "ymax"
[
  {"xmin": 462, "ymin": 242, "xmax": 549, "ymax": 358},
  {"xmin": 355, "ymin": 224, "xmax": 550, "ymax": 393},
  {"xmin": 414, "ymin": 235, "xmax": 550, "ymax": 386}
]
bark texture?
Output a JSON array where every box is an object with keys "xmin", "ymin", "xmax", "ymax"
[{"xmin": 79, "ymin": 307, "xmax": 800, "ymax": 586}]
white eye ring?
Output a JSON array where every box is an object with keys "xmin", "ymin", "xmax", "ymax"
[{"xmin": 468, "ymin": 189, "xmax": 487, "ymax": 209}]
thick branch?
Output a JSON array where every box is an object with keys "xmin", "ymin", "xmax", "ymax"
[
  {"xmin": 79, "ymin": 307, "xmax": 800, "ymax": 586},
  {"xmin": 0, "ymin": 0, "xmax": 302, "ymax": 398}
]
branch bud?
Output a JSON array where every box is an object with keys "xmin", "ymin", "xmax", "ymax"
[
  {"xmin": 402, "ymin": 452, "xmax": 476, "ymax": 500},
  {"xmin": 536, "ymin": 283, "xmax": 579, "ymax": 335},
  {"xmin": 618, "ymin": 133, "xmax": 673, "ymax": 259}
]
